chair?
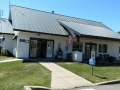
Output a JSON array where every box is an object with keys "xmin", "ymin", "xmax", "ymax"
[{"xmin": 99, "ymin": 54, "xmax": 104, "ymax": 60}]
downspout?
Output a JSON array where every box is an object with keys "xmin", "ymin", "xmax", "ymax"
[{"xmin": 77, "ymin": 35, "xmax": 80, "ymax": 51}]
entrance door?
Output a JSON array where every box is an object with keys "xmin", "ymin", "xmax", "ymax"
[
  {"xmin": 46, "ymin": 40, "xmax": 54, "ymax": 58},
  {"xmin": 38, "ymin": 39, "xmax": 47, "ymax": 58},
  {"xmin": 30, "ymin": 39, "xmax": 38, "ymax": 58},
  {"xmin": 29, "ymin": 38, "xmax": 54, "ymax": 58},
  {"xmin": 85, "ymin": 43, "xmax": 97, "ymax": 60}
]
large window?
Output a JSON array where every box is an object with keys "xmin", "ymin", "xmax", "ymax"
[
  {"xmin": 99, "ymin": 44, "xmax": 107, "ymax": 53},
  {"xmin": 72, "ymin": 42, "xmax": 83, "ymax": 52}
]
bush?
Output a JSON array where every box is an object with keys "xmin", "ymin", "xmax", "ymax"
[
  {"xmin": 1, "ymin": 48, "xmax": 13, "ymax": 56},
  {"xmin": 1, "ymin": 49, "xmax": 8, "ymax": 56},
  {"xmin": 108, "ymin": 56, "xmax": 115, "ymax": 63},
  {"xmin": 66, "ymin": 53, "xmax": 72, "ymax": 62},
  {"xmin": 96, "ymin": 57, "xmax": 100, "ymax": 63}
]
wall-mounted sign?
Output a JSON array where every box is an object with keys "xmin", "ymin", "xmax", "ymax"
[
  {"xmin": 25, "ymin": 40, "xmax": 29, "ymax": 43},
  {"xmin": 91, "ymin": 50, "xmax": 95, "ymax": 59},
  {"xmin": 20, "ymin": 39, "xmax": 25, "ymax": 42}
]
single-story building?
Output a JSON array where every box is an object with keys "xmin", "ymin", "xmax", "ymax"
[
  {"xmin": 8, "ymin": 5, "xmax": 120, "ymax": 61},
  {"xmin": 0, "ymin": 18, "xmax": 14, "ymax": 54}
]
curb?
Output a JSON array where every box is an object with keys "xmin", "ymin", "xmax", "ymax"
[
  {"xmin": 24, "ymin": 86, "xmax": 51, "ymax": 90},
  {"xmin": 71, "ymin": 79, "xmax": 120, "ymax": 90},
  {"xmin": 94, "ymin": 79, "xmax": 120, "ymax": 86},
  {"xmin": 24, "ymin": 79, "xmax": 120, "ymax": 90}
]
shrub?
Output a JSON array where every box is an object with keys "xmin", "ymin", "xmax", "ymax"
[
  {"xmin": 1, "ymin": 49, "xmax": 8, "ymax": 56},
  {"xmin": 66, "ymin": 53, "xmax": 72, "ymax": 62},
  {"xmin": 1, "ymin": 48, "xmax": 13, "ymax": 56},
  {"xmin": 108, "ymin": 56, "xmax": 115, "ymax": 63},
  {"xmin": 96, "ymin": 57, "xmax": 100, "ymax": 63}
]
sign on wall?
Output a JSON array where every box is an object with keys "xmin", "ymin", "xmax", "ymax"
[
  {"xmin": 20, "ymin": 39, "xmax": 29, "ymax": 43},
  {"xmin": 91, "ymin": 50, "xmax": 95, "ymax": 59},
  {"xmin": 25, "ymin": 40, "xmax": 29, "ymax": 43},
  {"xmin": 20, "ymin": 39, "xmax": 25, "ymax": 42}
]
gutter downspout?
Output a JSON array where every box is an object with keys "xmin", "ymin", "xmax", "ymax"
[{"xmin": 77, "ymin": 35, "xmax": 80, "ymax": 51}]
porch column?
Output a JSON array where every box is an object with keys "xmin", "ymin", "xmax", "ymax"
[{"xmin": 77, "ymin": 35, "xmax": 80, "ymax": 51}]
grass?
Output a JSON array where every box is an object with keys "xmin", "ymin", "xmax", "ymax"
[
  {"xmin": 55, "ymin": 62, "xmax": 120, "ymax": 83},
  {"xmin": 0, "ymin": 61, "xmax": 51, "ymax": 90},
  {"xmin": 0, "ymin": 56, "xmax": 15, "ymax": 61}
]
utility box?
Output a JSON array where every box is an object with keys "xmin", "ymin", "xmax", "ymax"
[{"xmin": 72, "ymin": 51, "xmax": 82, "ymax": 62}]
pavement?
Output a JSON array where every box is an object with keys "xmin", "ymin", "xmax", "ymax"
[
  {"xmin": 72, "ymin": 83, "xmax": 120, "ymax": 90},
  {"xmin": 40, "ymin": 62, "xmax": 93, "ymax": 89},
  {"xmin": 0, "ymin": 59, "xmax": 22, "ymax": 63}
]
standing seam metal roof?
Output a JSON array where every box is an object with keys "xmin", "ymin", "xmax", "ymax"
[
  {"xmin": 10, "ymin": 5, "xmax": 120, "ymax": 40},
  {"xmin": 58, "ymin": 20, "xmax": 120, "ymax": 39},
  {"xmin": 0, "ymin": 18, "xmax": 14, "ymax": 34}
]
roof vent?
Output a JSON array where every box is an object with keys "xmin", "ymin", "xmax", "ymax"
[{"xmin": 52, "ymin": 11, "xmax": 54, "ymax": 14}]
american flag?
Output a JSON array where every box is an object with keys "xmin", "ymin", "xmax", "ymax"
[{"xmin": 68, "ymin": 34, "xmax": 73, "ymax": 46}]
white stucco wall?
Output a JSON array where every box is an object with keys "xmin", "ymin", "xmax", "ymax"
[
  {"xmin": 16, "ymin": 32, "xmax": 73, "ymax": 58},
  {"xmin": 80, "ymin": 38, "xmax": 119, "ymax": 59},
  {"xmin": 16, "ymin": 31, "xmax": 119, "ymax": 60},
  {"xmin": 4, "ymin": 35, "xmax": 14, "ymax": 54}
]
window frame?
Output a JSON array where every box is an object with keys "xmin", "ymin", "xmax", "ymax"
[
  {"xmin": 99, "ymin": 44, "xmax": 107, "ymax": 53},
  {"xmin": 72, "ymin": 42, "xmax": 83, "ymax": 52}
]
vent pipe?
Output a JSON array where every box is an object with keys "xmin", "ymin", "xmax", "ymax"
[{"xmin": 52, "ymin": 11, "xmax": 54, "ymax": 14}]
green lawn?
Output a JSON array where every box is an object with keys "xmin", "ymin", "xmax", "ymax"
[
  {"xmin": 55, "ymin": 62, "xmax": 120, "ymax": 83},
  {"xmin": 0, "ymin": 61, "xmax": 51, "ymax": 90},
  {"xmin": 0, "ymin": 56, "xmax": 15, "ymax": 61}
]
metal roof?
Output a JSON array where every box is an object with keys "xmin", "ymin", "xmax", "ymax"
[
  {"xmin": 59, "ymin": 20, "xmax": 120, "ymax": 39},
  {"xmin": 9, "ymin": 5, "xmax": 120, "ymax": 40},
  {"xmin": 0, "ymin": 18, "xmax": 14, "ymax": 34},
  {"xmin": 10, "ymin": 5, "xmax": 112, "ymax": 35}
]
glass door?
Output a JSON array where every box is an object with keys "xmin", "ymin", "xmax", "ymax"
[
  {"xmin": 85, "ymin": 43, "xmax": 97, "ymax": 60},
  {"xmin": 38, "ymin": 39, "xmax": 47, "ymax": 58},
  {"xmin": 85, "ymin": 44, "xmax": 91, "ymax": 59},
  {"xmin": 46, "ymin": 40, "xmax": 54, "ymax": 58},
  {"xmin": 30, "ymin": 39, "xmax": 38, "ymax": 58}
]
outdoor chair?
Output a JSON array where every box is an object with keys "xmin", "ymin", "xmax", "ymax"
[{"xmin": 99, "ymin": 54, "xmax": 104, "ymax": 60}]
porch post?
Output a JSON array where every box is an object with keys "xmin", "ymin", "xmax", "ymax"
[{"xmin": 77, "ymin": 35, "xmax": 80, "ymax": 51}]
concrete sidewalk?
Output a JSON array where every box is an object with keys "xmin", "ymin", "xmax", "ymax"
[
  {"xmin": 0, "ymin": 59, "xmax": 22, "ymax": 63},
  {"xmin": 40, "ymin": 62, "xmax": 93, "ymax": 89}
]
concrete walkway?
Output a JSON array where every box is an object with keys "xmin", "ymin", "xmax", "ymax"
[
  {"xmin": 40, "ymin": 62, "xmax": 93, "ymax": 89},
  {"xmin": 0, "ymin": 59, "xmax": 22, "ymax": 63}
]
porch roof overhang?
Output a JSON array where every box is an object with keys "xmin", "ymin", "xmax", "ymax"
[{"xmin": 58, "ymin": 20, "xmax": 120, "ymax": 40}]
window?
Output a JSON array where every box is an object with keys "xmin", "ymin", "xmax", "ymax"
[
  {"xmin": 99, "ymin": 44, "xmax": 107, "ymax": 53},
  {"xmin": 72, "ymin": 42, "xmax": 83, "ymax": 52}
]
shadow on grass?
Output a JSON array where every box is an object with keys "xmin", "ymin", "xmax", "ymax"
[
  {"xmin": 22, "ymin": 60, "xmax": 39, "ymax": 63},
  {"xmin": 94, "ymin": 63, "xmax": 120, "ymax": 67},
  {"xmin": 95, "ymin": 75, "xmax": 107, "ymax": 79},
  {"xmin": 22, "ymin": 58, "xmax": 62, "ymax": 63}
]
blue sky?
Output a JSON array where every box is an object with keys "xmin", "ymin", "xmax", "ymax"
[{"xmin": 0, "ymin": 0, "xmax": 120, "ymax": 32}]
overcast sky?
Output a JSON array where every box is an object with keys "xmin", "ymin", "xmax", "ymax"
[{"xmin": 0, "ymin": 0, "xmax": 120, "ymax": 32}]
